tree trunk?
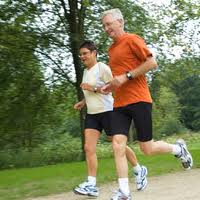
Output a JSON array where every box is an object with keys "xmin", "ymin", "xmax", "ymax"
[{"xmin": 61, "ymin": 0, "xmax": 88, "ymax": 159}]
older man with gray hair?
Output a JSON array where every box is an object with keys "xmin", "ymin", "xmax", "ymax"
[{"xmin": 101, "ymin": 8, "xmax": 193, "ymax": 200}]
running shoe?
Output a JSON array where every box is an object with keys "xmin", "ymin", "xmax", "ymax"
[
  {"xmin": 175, "ymin": 139, "xmax": 193, "ymax": 170},
  {"xmin": 134, "ymin": 165, "xmax": 148, "ymax": 191},
  {"xmin": 73, "ymin": 181, "xmax": 99, "ymax": 197},
  {"xmin": 111, "ymin": 189, "xmax": 132, "ymax": 200}
]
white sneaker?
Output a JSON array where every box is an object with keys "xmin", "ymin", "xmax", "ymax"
[
  {"xmin": 175, "ymin": 139, "xmax": 193, "ymax": 170},
  {"xmin": 134, "ymin": 165, "xmax": 148, "ymax": 191},
  {"xmin": 111, "ymin": 189, "xmax": 132, "ymax": 200},
  {"xmin": 73, "ymin": 181, "xmax": 99, "ymax": 197}
]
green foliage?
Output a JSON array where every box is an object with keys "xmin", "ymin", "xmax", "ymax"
[
  {"xmin": 0, "ymin": 134, "xmax": 113, "ymax": 169},
  {"xmin": 174, "ymin": 75, "xmax": 200, "ymax": 131},
  {"xmin": 0, "ymin": 11, "xmax": 80, "ymax": 150},
  {"xmin": 96, "ymin": 141, "xmax": 113, "ymax": 158},
  {"xmin": 153, "ymin": 57, "xmax": 200, "ymax": 132},
  {"xmin": 0, "ymin": 134, "xmax": 82, "ymax": 169},
  {"xmin": 152, "ymin": 86, "xmax": 185, "ymax": 138},
  {"xmin": 45, "ymin": 83, "xmax": 80, "ymax": 137},
  {"xmin": 0, "ymin": 21, "xmax": 51, "ymax": 149}
]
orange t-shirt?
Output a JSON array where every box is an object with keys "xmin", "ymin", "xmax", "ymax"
[{"xmin": 108, "ymin": 33, "xmax": 153, "ymax": 107}]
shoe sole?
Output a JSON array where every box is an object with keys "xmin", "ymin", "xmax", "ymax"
[
  {"xmin": 181, "ymin": 150, "xmax": 193, "ymax": 170},
  {"xmin": 110, "ymin": 189, "xmax": 132, "ymax": 200},
  {"xmin": 73, "ymin": 188, "xmax": 98, "ymax": 198},
  {"xmin": 137, "ymin": 178, "xmax": 147, "ymax": 191}
]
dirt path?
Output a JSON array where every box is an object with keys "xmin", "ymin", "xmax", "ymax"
[{"xmin": 29, "ymin": 169, "xmax": 200, "ymax": 200}]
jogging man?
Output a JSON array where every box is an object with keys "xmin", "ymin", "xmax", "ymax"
[{"xmin": 101, "ymin": 8, "xmax": 193, "ymax": 200}]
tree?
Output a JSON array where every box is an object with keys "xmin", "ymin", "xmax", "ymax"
[
  {"xmin": 152, "ymin": 86, "xmax": 184, "ymax": 138},
  {"xmin": 174, "ymin": 75, "xmax": 200, "ymax": 131}
]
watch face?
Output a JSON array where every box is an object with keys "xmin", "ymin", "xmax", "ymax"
[
  {"xmin": 94, "ymin": 87, "xmax": 97, "ymax": 92},
  {"xmin": 126, "ymin": 72, "xmax": 133, "ymax": 80}
]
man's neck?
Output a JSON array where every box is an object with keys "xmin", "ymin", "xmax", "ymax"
[
  {"xmin": 87, "ymin": 61, "xmax": 97, "ymax": 69},
  {"xmin": 113, "ymin": 30, "xmax": 125, "ymax": 41}
]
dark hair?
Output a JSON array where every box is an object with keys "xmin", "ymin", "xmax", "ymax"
[{"xmin": 79, "ymin": 40, "xmax": 97, "ymax": 52}]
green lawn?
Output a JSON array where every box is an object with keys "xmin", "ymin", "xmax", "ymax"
[{"xmin": 0, "ymin": 134, "xmax": 200, "ymax": 200}]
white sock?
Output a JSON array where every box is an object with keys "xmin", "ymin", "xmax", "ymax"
[
  {"xmin": 172, "ymin": 144, "xmax": 182, "ymax": 155},
  {"xmin": 118, "ymin": 178, "xmax": 130, "ymax": 196},
  {"xmin": 87, "ymin": 176, "xmax": 96, "ymax": 186},
  {"xmin": 133, "ymin": 163, "xmax": 141, "ymax": 175}
]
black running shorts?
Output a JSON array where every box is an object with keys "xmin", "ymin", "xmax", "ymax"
[
  {"xmin": 109, "ymin": 102, "xmax": 152, "ymax": 142},
  {"xmin": 85, "ymin": 111, "xmax": 113, "ymax": 136}
]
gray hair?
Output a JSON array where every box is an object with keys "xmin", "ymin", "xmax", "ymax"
[{"xmin": 101, "ymin": 8, "xmax": 124, "ymax": 26}]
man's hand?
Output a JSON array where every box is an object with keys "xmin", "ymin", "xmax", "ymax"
[
  {"xmin": 111, "ymin": 74, "xmax": 127, "ymax": 87},
  {"xmin": 100, "ymin": 83, "xmax": 112, "ymax": 94},
  {"xmin": 101, "ymin": 74, "xmax": 127, "ymax": 94},
  {"xmin": 80, "ymin": 83, "xmax": 94, "ymax": 92},
  {"xmin": 74, "ymin": 100, "xmax": 85, "ymax": 110}
]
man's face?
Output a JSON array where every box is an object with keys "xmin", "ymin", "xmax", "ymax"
[
  {"xmin": 102, "ymin": 14, "xmax": 122, "ymax": 39},
  {"xmin": 79, "ymin": 48, "xmax": 96, "ymax": 68}
]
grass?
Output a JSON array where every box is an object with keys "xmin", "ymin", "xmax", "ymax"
[{"xmin": 0, "ymin": 133, "xmax": 200, "ymax": 200}]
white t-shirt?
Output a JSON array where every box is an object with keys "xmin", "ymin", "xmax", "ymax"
[{"xmin": 82, "ymin": 62, "xmax": 114, "ymax": 114}]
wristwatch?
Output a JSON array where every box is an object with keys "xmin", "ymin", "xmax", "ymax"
[
  {"xmin": 93, "ymin": 87, "xmax": 98, "ymax": 93},
  {"xmin": 126, "ymin": 71, "xmax": 134, "ymax": 80}
]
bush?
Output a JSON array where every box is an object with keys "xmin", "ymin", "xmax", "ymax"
[
  {"xmin": 152, "ymin": 86, "xmax": 186, "ymax": 139},
  {"xmin": 0, "ymin": 134, "xmax": 83, "ymax": 169},
  {"xmin": 0, "ymin": 132, "xmax": 117, "ymax": 169},
  {"xmin": 96, "ymin": 142, "xmax": 113, "ymax": 158}
]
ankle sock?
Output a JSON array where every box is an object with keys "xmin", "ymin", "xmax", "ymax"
[
  {"xmin": 87, "ymin": 176, "xmax": 96, "ymax": 186},
  {"xmin": 118, "ymin": 178, "xmax": 130, "ymax": 196},
  {"xmin": 172, "ymin": 144, "xmax": 182, "ymax": 156},
  {"xmin": 133, "ymin": 163, "xmax": 141, "ymax": 175}
]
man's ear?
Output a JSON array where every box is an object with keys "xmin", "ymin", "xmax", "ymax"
[
  {"xmin": 117, "ymin": 19, "xmax": 124, "ymax": 28},
  {"xmin": 93, "ymin": 50, "xmax": 97, "ymax": 57}
]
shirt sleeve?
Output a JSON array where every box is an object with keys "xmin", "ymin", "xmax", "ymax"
[
  {"xmin": 100, "ymin": 63, "xmax": 113, "ymax": 83},
  {"xmin": 82, "ymin": 69, "xmax": 86, "ymax": 83},
  {"xmin": 129, "ymin": 35, "xmax": 152, "ymax": 62}
]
